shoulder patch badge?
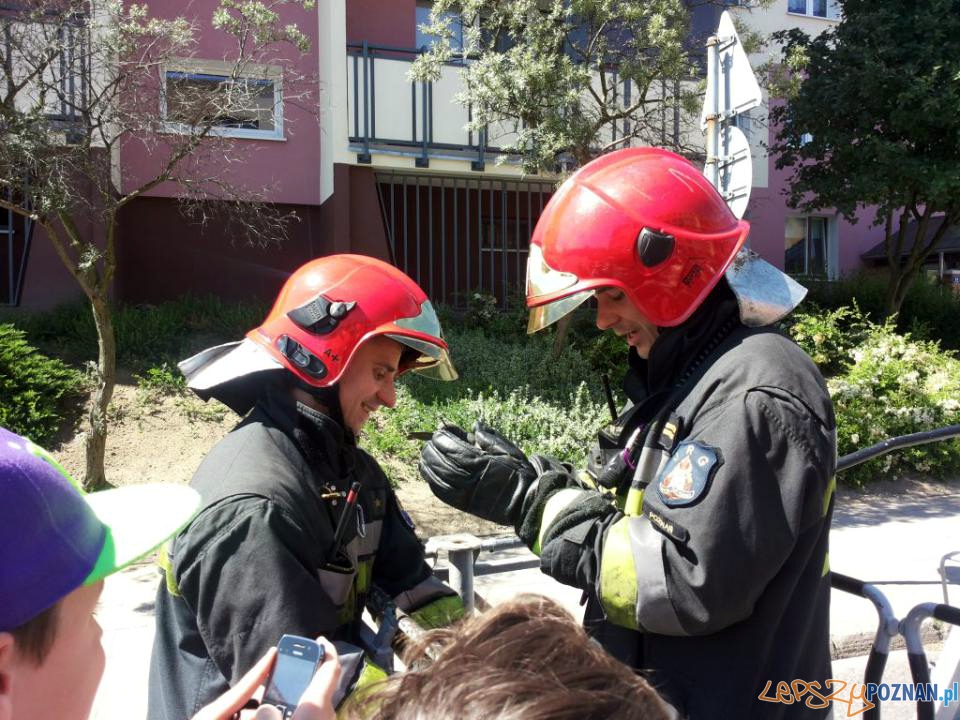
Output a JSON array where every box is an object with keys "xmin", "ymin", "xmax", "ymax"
[
  {"xmin": 395, "ymin": 496, "xmax": 416, "ymax": 530},
  {"xmin": 656, "ymin": 441, "xmax": 722, "ymax": 507}
]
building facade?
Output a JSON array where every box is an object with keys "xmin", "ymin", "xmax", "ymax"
[{"xmin": 2, "ymin": 0, "xmax": 882, "ymax": 313}]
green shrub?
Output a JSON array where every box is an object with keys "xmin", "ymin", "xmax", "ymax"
[
  {"xmin": 828, "ymin": 322, "xmax": 960, "ymax": 486},
  {"xmin": 785, "ymin": 304, "xmax": 870, "ymax": 376},
  {"xmin": 804, "ymin": 271, "xmax": 960, "ymax": 350},
  {"xmin": 0, "ymin": 324, "xmax": 84, "ymax": 445},
  {"xmin": 363, "ymin": 382, "xmax": 608, "ymax": 482},
  {"xmin": 7, "ymin": 295, "xmax": 267, "ymax": 369},
  {"xmin": 135, "ymin": 362, "xmax": 187, "ymax": 397}
]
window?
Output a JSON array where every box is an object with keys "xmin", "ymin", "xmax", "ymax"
[
  {"xmin": 415, "ymin": 1, "xmax": 464, "ymax": 52},
  {"xmin": 163, "ymin": 60, "xmax": 283, "ymax": 140},
  {"xmin": 787, "ymin": 0, "xmax": 841, "ymax": 19},
  {"xmin": 785, "ymin": 216, "xmax": 829, "ymax": 277}
]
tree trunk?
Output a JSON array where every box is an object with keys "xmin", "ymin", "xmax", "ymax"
[
  {"xmin": 552, "ymin": 314, "xmax": 572, "ymax": 358},
  {"xmin": 83, "ymin": 289, "xmax": 116, "ymax": 490}
]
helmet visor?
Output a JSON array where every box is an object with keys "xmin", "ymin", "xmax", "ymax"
[
  {"xmin": 526, "ymin": 243, "xmax": 580, "ymax": 303},
  {"xmin": 387, "ymin": 300, "xmax": 458, "ymax": 381},
  {"xmin": 526, "ymin": 289, "xmax": 593, "ymax": 334},
  {"xmin": 525, "ymin": 244, "xmax": 594, "ymax": 333},
  {"xmin": 386, "ymin": 334, "xmax": 459, "ymax": 381}
]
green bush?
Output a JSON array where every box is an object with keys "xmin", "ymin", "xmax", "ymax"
[
  {"xmin": 0, "ymin": 324, "xmax": 84, "ymax": 445},
  {"xmin": 827, "ymin": 322, "xmax": 960, "ymax": 486},
  {"xmin": 804, "ymin": 271, "xmax": 960, "ymax": 350},
  {"xmin": 785, "ymin": 305, "xmax": 870, "ymax": 376},
  {"xmin": 363, "ymin": 382, "xmax": 608, "ymax": 481},
  {"xmin": 8, "ymin": 295, "xmax": 267, "ymax": 369}
]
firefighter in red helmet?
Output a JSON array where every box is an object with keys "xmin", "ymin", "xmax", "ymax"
[
  {"xmin": 149, "ymin": 255, "xmax": 462, "ymax": 720},
  {"xmin": 421, "ymin": 148, "xmax": 836, "ymax": 718}
]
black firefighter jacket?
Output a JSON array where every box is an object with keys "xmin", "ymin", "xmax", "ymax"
[
  {"xmin": 542, "ymin": 286, "xmax": 837, "ymax": 719},
  {"xmin": 147, "ymin": 388, "xmax": 452, "ymax": 720}
]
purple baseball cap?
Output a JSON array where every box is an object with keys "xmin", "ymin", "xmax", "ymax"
[{"xmin": 0, "ymin": 426, "xmax": 200, "ymax": 631}]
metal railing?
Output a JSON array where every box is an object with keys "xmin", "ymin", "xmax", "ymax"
[
  {"xmin": 1, "ymin": 183, "xmax": 34, "ymax": 306},
  {"xmin": 347, "ymin": 42, "xmax": 497, "ymax": 169}
]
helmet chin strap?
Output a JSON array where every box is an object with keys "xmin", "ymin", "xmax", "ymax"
[{"xmin": 291, "ymin": 375, "xmax": 347, "ymax": 434}]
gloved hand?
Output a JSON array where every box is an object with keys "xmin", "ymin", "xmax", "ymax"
[{"xmin": 419, "ymin": 421, "xmax": 540, "ymax": 526}]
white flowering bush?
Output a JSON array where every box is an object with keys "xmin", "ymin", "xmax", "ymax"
[
  {"xmin": 826, "ymin": 321, "xmax": 960, "ymax": 486},
  {"xmin": 786, "ymin": 305, "xmax": 869, "ymax": 375}
]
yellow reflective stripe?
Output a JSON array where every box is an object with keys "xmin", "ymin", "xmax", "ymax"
[
  {"xmin": 599, "ymin": 517, "xmax": 640, "ymax": 630},
  {"xmin": 409, "ymin": 594, "xmax": 465, "ymax": 629},
  {"xmin": 822, "ymin": 475, "xmax": 836, "ymax": 518},
  {"xmin": 157, "ymin": 543, "xmax": 181, "ymax": 597},
  {"xmin": 337, "ymin": 659, "xmax": 390, "ymax": 718},
  {"xmin": 822, "ymin": 551, "xmax": 830, "ymax": 577},
  {"xmin": 335, "ymin": 558, "xmax": 375, "ymax": 626},
  {"xmin": 577, "ymin": 470, "xmax": 599, "ymax": 491},
  {"xmin": 356, "ymin": 557, "xmax": 373, "ymax": 595},
  {"xmin": 532, "ymin": 488, "xmax": 585, "ymax": 556},
  {"xmin": 624, "ymin": 487, "xmax": 644, "ymax": 517}
]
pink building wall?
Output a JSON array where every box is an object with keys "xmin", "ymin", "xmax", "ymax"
[
  {"xmin": 346, "ymin": 0, "xmax": 416, "ymax": 47},
  {"xmin": 119, "ymin": 0, "xmax": 321, "ymax": 207},
  {"xmin": 745, "ymin": 123, "xmax": 881, "ymax": 277}
]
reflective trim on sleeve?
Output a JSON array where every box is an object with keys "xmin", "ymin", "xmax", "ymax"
[
  {"xmin": 409, "ymin": 594, "xmax": 465, "ymax": 629},
  {"xmin": 532, "ymin": 488, "xmax": 588, "ymax": 556},
  {"xmin": 599, "ymin": 516, "xmax": 640, "ymax": 630},
  {"xmin": 393, "ymin": 574, "xmax": 456, "ymax": 613},
  {"xmin": 157, "ymin": 543, "xmax": 181, "ymax": 597},
  {"xmin": 822, "ymin": 475, "xmax": 836, "ymax": 518},
  {"xmin": 630, "ymin": 517, "xmax": 686, "ymax": 635},
  {"xmin": 822, "ymin": 551, "xmax": 830, "ymax": 577},
  {"xmin": 599, "ymin": 516, "xmax": 687, "ymax": 635}
]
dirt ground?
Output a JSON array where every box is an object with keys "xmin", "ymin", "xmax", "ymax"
[
  {"xmin": 54, "ymin": 379, "xmax": 958, "ymax": 540},
  {"xmin": 54, "ymin": 380, "xmax": 502, "ymax": 539}
]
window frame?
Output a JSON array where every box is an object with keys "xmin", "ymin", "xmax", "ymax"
[
  {"xmin": 785, "ymin": 215, "xmax": 833, "ymax": 278},
  {"xmin": 161, "ymin": 59, "xmax": 284, "ymax": 141},
  {"xmin": 786, "ymin": 0, "xmax": 841, "ymax": 20},
  {"xmin": 415, "ymin": 1, "xmax": 466, "ymax": 52}
]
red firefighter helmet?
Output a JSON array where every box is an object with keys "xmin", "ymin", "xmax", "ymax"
[
  {"xmin": 526, "ymin": 147, "xmax": 750, "ymax": 332},
  {"xmin": 179, "ymin": 255, "xmax": 456, "ymax": 414},
  {"xmin": 249, "ymin": 254, "xmax": 456, "ymax": 386}
]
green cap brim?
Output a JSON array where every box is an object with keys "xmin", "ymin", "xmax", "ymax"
[{"xmin": 82, "ymin": 484, "xmax": 200, "ymax": 585}]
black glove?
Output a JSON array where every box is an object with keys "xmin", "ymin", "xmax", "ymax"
[{"xmin": 419, "ymin": 421, "xmax": 538, "ymax": 526}]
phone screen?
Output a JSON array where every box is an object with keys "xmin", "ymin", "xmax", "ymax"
[{"xmin": 263, "ymin": 637, "xmax": 324, "ymax": 713}]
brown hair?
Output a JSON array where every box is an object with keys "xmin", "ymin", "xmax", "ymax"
[
  {"xmin": 10, "ymin": 602, "xmax": 60, "ymax": 665},
  {"xmin": 348, "ymin": 595, "xmax": 672, "ymax": 720}
]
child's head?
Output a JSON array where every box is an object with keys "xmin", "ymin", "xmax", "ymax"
[
  {"xmin": 348, "ymin": 594, "xmax": 672, "ymax": 720},
  {"xmin": 0, "ymin": 427, "xmax": 199, "ymax": 720}
]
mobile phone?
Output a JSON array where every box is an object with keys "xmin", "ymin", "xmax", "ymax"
[{"xmin": 262, "ymin": 634, "xmax": 325, "ymax": 719}]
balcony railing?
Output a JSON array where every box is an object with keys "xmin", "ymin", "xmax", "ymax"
[
  {"xmin": 346, "ymin": 42, "xmax": 689, "ymax": 171},
  {"xmin": 347, "ymin": 42, "xmax": 501, "ymax": 170}
]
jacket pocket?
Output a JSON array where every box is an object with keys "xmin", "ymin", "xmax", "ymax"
[{"xmin": 317, "ymin": 554, "xmax": 356, "ymax": 607}]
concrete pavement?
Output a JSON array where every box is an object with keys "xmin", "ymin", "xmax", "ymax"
[{"xmin": 89, "ymin": 491, "xmax": 960, "ymax": 720}]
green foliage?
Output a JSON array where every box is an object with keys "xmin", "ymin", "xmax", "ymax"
[
  {"xmin": 362, "ymin": 323, "xmax": 615, "ymax": 482},
  {"xmin": 10, "ymin": 295, "xmax": 266, "ymax": 369},
  {"xmin": 827, "ymin": 323, "xmax": 960, "ymax": 487},
  {"xmin": 0, "ymin": 324, "xmax": 83, "ymax": 446},
  {"xmin": 784, "ymin": 304, "xmax": 870, "ymax": 375},
  {"xmin": 410, "ymin": 0, "xmax": 702, "ymax": 172},
  {"xmin": 802, "ymin": 272, "xmax": 960, "ymax": 350},
  {"xmin": 135, "ymin": 363, "xmax": 187, "ymax": 397},
  {"xmin": 769, "ymin": 0, "xmax": 960, "ymax": 314}
]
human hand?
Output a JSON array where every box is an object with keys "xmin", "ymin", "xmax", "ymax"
[
  {"xmin": 419, "ymin": 422, "xmax": 537, "ymax": 526},
  {"xmin": 191, "ymin": 638, "xmax": 340, "ymax": 720}
]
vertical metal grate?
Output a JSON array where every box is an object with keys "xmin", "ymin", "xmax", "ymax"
[
  {"xmin": 375, "ymin": 172, "xmax": 554, "ymax": 307},
  {"xmin": 0, "ymin": 184, "xmax": 35, "ymax": 307}
]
